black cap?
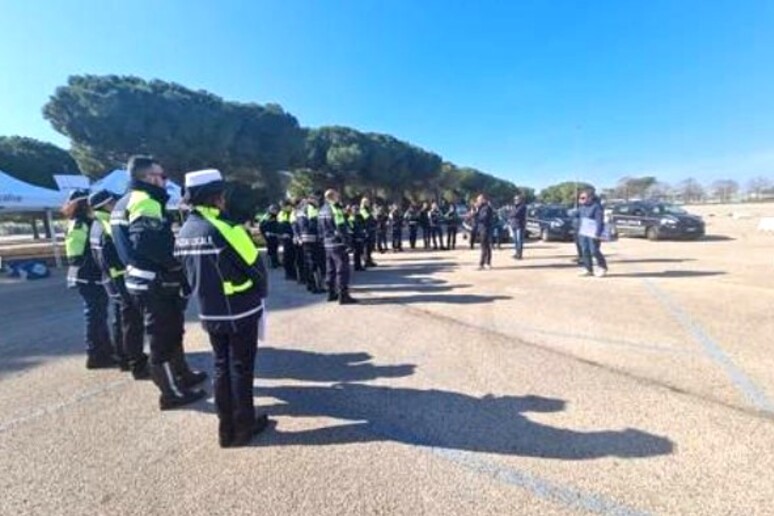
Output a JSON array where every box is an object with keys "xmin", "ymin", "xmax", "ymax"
[
  {"xmin": 88, "ymin": 189, "xmax": 116, "ymax": 210},
  {"xmin": 67, "ymin": 189, "xmax": 90, "ymax": 203}
]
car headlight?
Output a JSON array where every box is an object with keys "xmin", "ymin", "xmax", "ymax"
[
  {"xmin": 661, "ymin": 218, "xmax": 677, "ymax": 226},
  {"xmin": 550, "ymin": 219, "xmax": 563, "ymax": 229}
]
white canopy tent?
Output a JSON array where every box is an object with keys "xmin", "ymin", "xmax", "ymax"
[
  {"xmin": 91, "ymin": 169, "xmax": 182, "ymax": 209},
  {"xmin": 0, "ymin": 170, "xmax": 67, "ymax": 266}
]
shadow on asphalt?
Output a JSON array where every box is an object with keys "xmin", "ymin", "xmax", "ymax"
[
  {"xmin": 239, "ymin": 347, "xmax": 673, "ymax": 460},
  {"xmin": 361, "ymin": 293, "xmax": 511, "ymax": 305},
  {"xmin": 607, "ymin": 270, "xmax": 726, "ymax": 279}
]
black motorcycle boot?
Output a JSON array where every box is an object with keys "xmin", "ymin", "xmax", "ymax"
[
  {"xmin": 151, "ymin": 363, "xmax": 207, "ymax": 410},
  {"xmin": 170, "ymin": 349, "xmax": 208, "ymax": 387},
  {"xmin": 339, "ymin": 290, "xmax": 358, "ymax": 305}
]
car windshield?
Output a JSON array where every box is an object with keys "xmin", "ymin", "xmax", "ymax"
[
  {"xmin": 542, "ymin": 208, "xmax": 567, "ymax": 218},
  {"xmin": 652, "ymin": 204, "xmax": 687, "ymax": 215}
]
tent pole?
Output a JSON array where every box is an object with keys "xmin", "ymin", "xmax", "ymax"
[{"xmin": 46, "ymin": 209, "xmax": 62, "ymax": 268}]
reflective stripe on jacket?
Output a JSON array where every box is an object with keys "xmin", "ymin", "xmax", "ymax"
[{"xmin": 175, "ymin": 206, "xmax": 267, "ymax": 333}]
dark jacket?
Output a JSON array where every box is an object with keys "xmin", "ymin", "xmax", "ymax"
[
  {"xmin": 111, "ymin": 180, "xmax": 181, "ymax": 293},
  {"xmin": 475, "ymin": 203, "xmax": 495, "ymax": 235},
  {"xmin": 429, "ymin": 208, "xmax": 443, "ymax": 227},
  {"xmin": 65, "ymin": 216, "xmax": 102, "ymax": 287},
  {"xmin": 318, "ymin": 202, "xmax": 349, "ymax": 249},
  {"xmin": 297, "ymin": 202, "xmax": 320, "ymax": 243},
  {"xmin": 348, "ymin": 212, "xmax": 366, "ymax": 242},
  {"xmin": 506, "ymin": 202, "xmax": 527, "ymax": 229},
  {"xmin": 277, "ymin": 209, "xmax": 293, "ymax": 239},
  {"xmin": 418, "ymin": 209, "xmax": 430, "ymax": 228},
  {"xmin": 578, "ymin": 199, "xmax": 605, "ymax": 238},
  {"xmin": 175, "ymin": 206, "xmax": 267, "ymax": 334},
  {"xmin": 360, "ymin": 206, "xmax": 377, "ymax": 237},
  {"xmin": 445, "ymin": 207, "xmax": 461, "ymax": 228},
  {"xmin": 258, "ymin": 213, "xmax": 278, "ymax": 239},
  {"xmin": 390, "ymin": 209, "xmax": 403, "ymax": 233},
  {"xmin": 89, "ymin": 210, "xmax": 126, "ymax": 296},
  {"xmin": 404, "ymin": 208, "xmax": 419, "ymax": 226}
]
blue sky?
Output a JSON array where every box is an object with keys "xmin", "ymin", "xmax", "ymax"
[{"xmin": 1, "ymin": 0, "xmax": 773, "ymax": 189}]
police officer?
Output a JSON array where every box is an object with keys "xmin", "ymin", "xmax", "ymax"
[
  {"xmin": 506, "ymin": 192, "xmax": 527, "ymax": 260},
  {"xmin": 445, "ymin": 203, "xmax": 460, "ymax": 250},
  {"xmin": 348, "ymin": 203, "xmax": 366, "ymax": 271},
  {"xmin": 318, "ymin": 189, "xmax": 357, "ymax": 304},
  {"xmin": 474, "ymin": 194, "xmax": 495, "ymax": 269},
  {"xmin": 360, "ymin": 198, "xmax": 378, "ymax": 267},
  {"xmin": 404, "ymin": 204, "xmax": 419, "ymax": 249},
  {"xmin": 258, "ymin": 205, "xmax": 280, "ymax": 268},
  {"xmin": 111, "ymin": 155, "xmax": 206, "ymax": 410},
  {"xmin": 389, "ymin": 203, "xmax": 403, "ymax": 251},
  {"xmin": 375, "ymin": 205, "xmax": 389, "ymax": 253},
  {"xmin": 419, "ymin": 202, "xmax": 431, "ymax": 249},
  {"xmin": 175, "ymin": 169, "xmax": 269, "ymax": 447},
  {"xmin": 64, "ymin": 189, "xmax": 116, "ymax": 369},
  {"xmin": 297, "ymin": 195, "xmax": 325, "ymax": 293},
  {"xmin": 290, "ymin": 199, "xmax": 306, "ymax": 285},
  {"xmin": 89, "ymin": 190, "xmax": 149, "ymax": 379},
  {"xmin": 277, "ymin": 201, "xmax": 296, "ymax": 281},
  {"xmin": 429, "ymin": 202, "xmax": 446, "ymax": 250}
]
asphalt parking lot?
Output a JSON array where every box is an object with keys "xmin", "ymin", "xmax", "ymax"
[{"xmin": 1, "ymin": 204, "xmax": 773, "ymax": 515}]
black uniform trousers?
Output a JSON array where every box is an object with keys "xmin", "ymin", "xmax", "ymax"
[
  {"xmin": 391, "ymin": 228, "xmax": 403, "ymax": 251},
  {"xmin": 479, "ymin": 231, "xmax": 493, "ymax": 267},
  {"xmin": 112, "ymin": 280, "xmax": 146, "ymax": 369},
  {"xmin": 281, "ymin": 237, "xmax": 296, "ymax": 280},
  {"xmin": 77, "ymin": 283, "xmax": 113, "ymax": 358},
  {"xmin": 294, "ymin": 243, "xmax": 306, "ymax": 284},
  {"xmin": 131, "ymin": 286, "xmax": 184, "ymax": 365},
  {"xmin": 430, "ymin": 226, "xmax": 445, "ymax": 249},
  {"xmin": 408, "ymin": 224, "xmax": 418, "ymax": 249},
  {"xmin": 325, "ymin": 246, "xmax": 350, "ymax": 294},
  {"xmin": 209, "ymin": 315, "xmax": 259, "ymax": 441},
  {"xmin": 266, "ymin": 236, "xmax": 280, "ymax": 268},
  {"xmin": 364, "ymin": 233, "xmax": 376, "ymax": 265},
  {"xmin": 421, "ymin": 225, "xmax": 431, "ymax": 249},
  {"xmin": 446, "ymin": 225, "xmax": 458, "ymax": 249},
  {"xmin": 353, "ymin": 238, "xmax": 364, "ymax": 270},
  {"xmin": 469, "ymin": 228, "xmax": 478, "ymax": 249},
  {"xmin": 377, "ymin": 230, "xmax": 388, "ymax": 252},
  {"xmin": 303, "ymin": 242, "xmax": 325, "ymax": 290}
]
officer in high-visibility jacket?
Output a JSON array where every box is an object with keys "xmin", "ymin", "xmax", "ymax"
[
  {"xmin": 63, "ymin": 189, "xmax": 116, "ymax": 369},
  {"xmin": 88, "ymin": 190, "xmax": 149, "ymax": 379},
  {"xmin": 360, "ymin": 198, "xmax": 378, "ymax": 268},
  {"xmin": 277, "ymin": 201, "xmax": 296, "ymax": 281},
  {"xmin": 297, "ymin": 196, "xmax": 325, "ymax": 293},
  {"xmin": 290, "ymin": 199, "xmax": 306, "ymax": 285},
  {"xmin": 257, "ymin": 205, "xmax": 280, "ymax": 268},
  {"xmin": 175, "ymin": 169, "xmax": 270, "ymax": 448},
  {"xmin": 111, "ymin": 155, "xmax": 206, "ymax": 410},
  {"xmin": 318, "ymin": 189, "xmax": 357, "ymax": 304}
]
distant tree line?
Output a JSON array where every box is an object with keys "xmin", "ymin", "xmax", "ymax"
[
  {"xmin": 0, "ymin": 74, "xmax": 531, "ymax": 211},
  {"xmin": 538, "ymin": 176, "xmax": 774, "ymax": 205}
]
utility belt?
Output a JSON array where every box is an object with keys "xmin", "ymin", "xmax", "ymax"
[
  {"xmin": 125, "ymin": 265, "xmax": 185, "ymax": 294},
  {"xmin": 301, "ymin": 234, "xmax": 318, "ymax": 243}
]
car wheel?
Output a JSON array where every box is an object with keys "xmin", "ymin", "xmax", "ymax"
[
  {"xmin": 541, "ymin": 228, "xmax": 551, "ymax": 242},
  {"xmin": 646, "ymin": 226, "xmax": 660, "ymax": 241}
]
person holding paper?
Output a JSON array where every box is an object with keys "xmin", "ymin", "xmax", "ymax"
[{"xmin": 577, "ymin": 189, "xmax": 608, "ymax": 277}]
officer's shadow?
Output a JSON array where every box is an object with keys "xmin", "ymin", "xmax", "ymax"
[{"xmin": 249, "ymin": 349, "xmax": 673, "ymax": 460}]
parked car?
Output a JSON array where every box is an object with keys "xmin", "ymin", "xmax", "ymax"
[
  {"xmin": 610, "ymin": 201, "xmax": 705, "ymax": 240},
  {"xmin": 525, "ymin": 205, "xmax": 575, "ymax": 242}
]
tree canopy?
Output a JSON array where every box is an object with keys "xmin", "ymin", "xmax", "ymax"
[
  {"xmin": 539, "ymin": 181, "xmax": 594, "ymax": 205},
  {"xmin": 43, "ymin": 75, "xmax": 304, "ymax": 198},
  {"xmin": 0, "ymin": 136, "xmax": 80, "ymax": 188}
]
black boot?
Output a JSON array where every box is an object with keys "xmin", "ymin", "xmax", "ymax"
[
  {"xmin": 171, "ymin": 349, "xmax": 208, "ymax": 387},
  {"xmin": 339, "ymin": 291, "xmax": 358, "ymax": 305},
  {"xmin": 230, "ymin": 413, "xmax": 270, "ymax": 447},
  {"xmin": 327, "ymin": 291, "xmax": 339, "ymax": 302},
  {"xmin": 151, "ymin": 363, "xmax": 207, "ymax": 410},
  {"xmin": 86, "ymin": 353, "xmax": 119, "ymax": 370}
]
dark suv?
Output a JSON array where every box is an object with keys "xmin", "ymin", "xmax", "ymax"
[
  {"xmin": 610, "ymin": 202, "xmax": 705, "ymax": 240},
  {"xmin": 526, "ymin": 205, "xmax": 575, "ymax": 242}
]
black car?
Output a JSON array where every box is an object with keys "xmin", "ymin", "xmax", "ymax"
[
  {"xmin": 610, "ymin": 202, "xmax": 705, "ymax": 240},
  {"xmin": 525, "ymin": 205, "xmax": 575, "ymax": 242}
]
